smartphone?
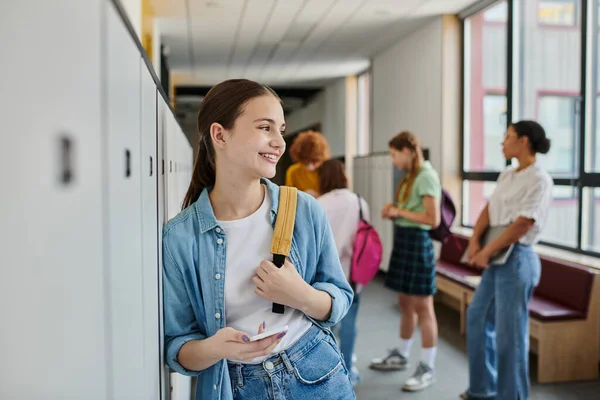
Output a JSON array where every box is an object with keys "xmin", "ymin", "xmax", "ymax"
[{"xmin": 249, "ymin": 325, "xmax": 289, "ymax": 342}]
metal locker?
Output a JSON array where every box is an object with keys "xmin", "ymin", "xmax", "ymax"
[
  {"xmin": 105, "ymin": 2, "xmax": 145, "ymax": 398},
  {"xmin": 0, "ymin": 1, "xmax": 107, "ymax": 398},
  {"xmin": 140, "ymin": 65, "xmax": 160, "ymax": 400},
  {"xmin": 157, "ymin": 96, "xmax": 171, "ymax": 400}
]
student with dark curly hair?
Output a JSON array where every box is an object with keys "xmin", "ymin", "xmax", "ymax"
[{"xmin": 285, "ymin": 130, "xmax": 331, "ymax": 196}]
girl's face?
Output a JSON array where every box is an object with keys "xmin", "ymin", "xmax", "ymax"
[
  {"xmin": 389, "ymin": 146, "xmax": 412, "ymax": 170},
  {"xmin": 212, "ymin": 95, "xmax": 286, "ymax": 180},
  {"xmin": 502, "ymin": 125, "xmax": 529, "ymax": 160}
]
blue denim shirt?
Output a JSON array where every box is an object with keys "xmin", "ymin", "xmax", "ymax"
[{"xmin": 162, "ymin": 178, "xmax": 354, "ymax": 400}]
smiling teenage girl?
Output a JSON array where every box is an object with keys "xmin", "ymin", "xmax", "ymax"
[{"xmin": 162, "ymin": 79, "xmax": 355, "ymax": 400}]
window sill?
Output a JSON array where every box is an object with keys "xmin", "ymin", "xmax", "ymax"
[{"xmin": 451, "ymin": 226, "xmax": 600, "ymax": 270}]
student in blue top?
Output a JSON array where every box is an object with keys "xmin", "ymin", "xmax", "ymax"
[{"xmin": 162, "ymin": 79, "xmax": 355, "ymax": 400}]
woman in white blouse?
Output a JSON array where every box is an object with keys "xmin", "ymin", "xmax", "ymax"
[
  {"xmin": 317, "ymin": 159, "xmax": 370, "ymax": 386},
  {"xmin": 461, "ymin": 120, "xmax": 553, "ymax": 400}
]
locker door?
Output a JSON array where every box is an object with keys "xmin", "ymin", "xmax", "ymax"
[
  {"xmin": 157, "ymin": 97, "xmax": 170, "ymax": 400},
  {"xmin": 105, "ymin": 3, "xmax": 145, "ymax": 398},
  {"xmin": 0, "ymin": 1, "xmax": 106, "ymax": 398},
  {"xmin": 140, "ymin": 66, "xmax": 160, "ymax": 400}
]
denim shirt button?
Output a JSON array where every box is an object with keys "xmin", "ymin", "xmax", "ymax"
[
  {"xmin": 213, "ymin": 384, "xmax": 217, "ymax": 390},
  {"xmin": 216, "ymin": 238, "xmax": 223, "ymax": 245},
  {"xmin": 215, "ymin": 273, "xmax": 221, "ymax": 280},
  {"xmin": 215, "ymin": 313, "xmax": 221, "ymax": 319},
  {"xmin": 215, "ymin": 228, "xmax": 221, "ymax": 233}
]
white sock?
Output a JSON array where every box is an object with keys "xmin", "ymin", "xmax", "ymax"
[
  {"xmin": 421, "ymin": 347, "xmax": 437, "ymax": 369},
  {"xmin": 399, "ymin": 338, "xmax": 413, "ymax": 358}
]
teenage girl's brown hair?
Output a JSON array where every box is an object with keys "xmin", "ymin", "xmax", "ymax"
[
  {"xmin": 389, "ymin": 131, "xmax": 424, "ymax": 204},
  {"xmin": 289, "ymin": 130, "xmax": 331, "ymax": 165},
  {"xmin": 182, "ymin": 79, "xmax": 281, "ymax": 209},
  {"xmin": 318, "ymin": 159, "xmax": 348, "ymax": 195}
]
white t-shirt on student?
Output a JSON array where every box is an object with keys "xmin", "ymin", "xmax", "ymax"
[
  {"xmin": 488, "ymin": 161, "xmax": 553, "ymax": 245},
  {"xmin": 218, "ymin": 187, "xmax": 312, "ymax": 364},
  {"xmin": 318, "ymin": 189, "xmax": 370, "ymax": 293}
]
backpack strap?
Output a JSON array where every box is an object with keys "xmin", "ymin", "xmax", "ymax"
[
  {"xmin": 271, "ymin": 186, "xmax": 298, "ymax": 314},
  {"xmin": 356, "ymin": 193, "xmax": 364, "ymax": 222}
]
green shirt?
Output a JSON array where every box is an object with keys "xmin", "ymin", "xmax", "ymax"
[{"xmin": 395, "ymin": 161, "xmax": 441, "ymax": 230}]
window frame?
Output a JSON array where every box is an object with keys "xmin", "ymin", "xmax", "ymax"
[{"xmin": 460, "ymin": 0, "xmax": 600, "ymax": 258}]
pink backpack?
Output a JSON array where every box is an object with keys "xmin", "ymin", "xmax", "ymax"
[{"xmin": 350, "ymin": 194, "xmax": 383, "ymax": 286}]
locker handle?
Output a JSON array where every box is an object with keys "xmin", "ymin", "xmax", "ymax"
[
  {"xmin": 170, "ymin": 160, "xmax": 172, "ymax": 173},
  {"xmin": 125, "ymin": 149, "xmax": 131, "ymax": 178},
  {"xmin": 162, "ymin": 159, "xmax": 165, "ymax": 175},
  {"xmin": 150, "ymin": 156, "xmax": 153, "ymax": 176},
  {"xmin": 60, "ymin": 136, "xmax": 74, "ymax": 185}
]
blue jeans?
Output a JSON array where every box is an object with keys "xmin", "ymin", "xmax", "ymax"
[
  {"xmin": 228, "ymin": 325, "xmax": 355, "ymax": 400},
  {"xmin": 338, "ymin": 293, "xmax": 360, "ymax": 372},
  {"xmin": 466, "ymin": 244, "xmax": 541, "ymax": 400}
]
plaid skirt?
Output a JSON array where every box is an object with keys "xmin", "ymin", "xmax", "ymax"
[{"xmin": 385, "ymin": 225, "xmax": 437, "ymax": 296}]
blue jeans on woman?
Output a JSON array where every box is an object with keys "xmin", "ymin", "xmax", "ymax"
[
  {"xmin": 465, "ymin": 244, "xmax": 541, "ymax": 400},
  {"xmin": 228, "ymin": 325, "xmax": 355, "ymax": 400},
  {"xmin": 338, "ymin": 293, "xmax": 360, "ymax": 381}
]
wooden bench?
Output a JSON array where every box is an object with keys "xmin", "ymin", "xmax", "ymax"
[{"xmin": 435, "ymin": 234, "xmax": 600, "ymax": 383}]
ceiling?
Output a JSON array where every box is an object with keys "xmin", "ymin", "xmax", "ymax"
[{"xmin": 151, "ymin": 0, "xmax": 478, "ymax": 87}]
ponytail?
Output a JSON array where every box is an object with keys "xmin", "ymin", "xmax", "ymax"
[
  {"xmin": 390, "ymin": 131, "xmax": 423, "ymax": 204},
  {"xmin": 181, "ymin": 137, "xmax": 216, "ymax": 209}
]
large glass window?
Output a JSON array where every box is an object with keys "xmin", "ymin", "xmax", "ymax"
[
  {"xmin": 461, "ymin": 0, "xmax": 600, "ymax": 256},
  {"xmin": 537, "ymin": 95, "xmax": 578, "ymax": 175},
  {"xmin": 517, "ymin": 0, "xmax": 581, "ymax": 177},
  {"xmin": 463, "ymin": 1, "xmax": 508, "ymax": 172}
]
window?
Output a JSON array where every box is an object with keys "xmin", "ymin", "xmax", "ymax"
[
  {"xmin": 483, "ymin": 94, "xmax": 508, "ymax": 170},
  {"xmin": 463, "ymin": 1, "xmax": 508, "ymax": 172},
  {"xmin": 582, "ymin": 188, "xmax": 600, "ymax": 252},
  {"xmin": 484, "ymin": 2, "xmax": 508, "ymax": 23},
  {"xmin": 462, "ymin": 181, "xmax": 497, "ymax": 226},
  {"xmin": 357, "ymin": 71, "xmax": 370, "ymax": 156},
  {"xmin": 593, "ymin": 100, "xmax": 600, "ymax": 172},
  {"xmin": 538, "ymin": 0, "xmax": 578, "ymax": 26},
  {"xmin": 461, "ymin": 0, "xmax": 600, "ymax": 256},
  {"xmin": 537, "ymin": 95, "xmax": 578, "ymax": 175},
  {"xmin": 538, "ymin": 186, "xmax": 579, "ymax": 247}
]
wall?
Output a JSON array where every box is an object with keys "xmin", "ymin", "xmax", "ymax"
[
  {"xmin": 371, "ymin": 16, "xmax": 462, "ymax": 218},
  {"xmin": 372, "ymin": 17, "xmax": 443, "ymax": 166},
  {"xmin": 285, "ymin": 78, "xmax": 347, "ymax": 158}
]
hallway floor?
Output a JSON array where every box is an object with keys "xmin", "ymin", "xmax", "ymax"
[{"xmin": 352, "ymin": 276, "xmax": 600, "ymax": 400}]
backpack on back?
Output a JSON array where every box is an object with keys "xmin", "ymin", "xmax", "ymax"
[
  {"xmin": 351, "ymin": 194, "xmax": 383, "ymax": 286},
  {"xmin": 429, "ymin": 188, "xmax": 456, "ymax": 243}
]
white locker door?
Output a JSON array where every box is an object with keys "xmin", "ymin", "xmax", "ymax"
[
  {"xmin": 105, "ymin": 3, "xmax": 145, "ymax": 398},
  {"xmin": 0, "ymin": 2, "xmax": 107, "ymax": 398},
  {"xmin": 140, "ymin": 67, "xmax": 160, "ymax": 400},
  {"xmin": 157, "ymin": 97, "xmax": 170, "ymax": 400}
]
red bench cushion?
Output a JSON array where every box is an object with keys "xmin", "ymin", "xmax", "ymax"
[
  {"xmin": 534, "ymin": 257, "xmax": 596, "ymax": 317},
  {"xmin": 437, "ymin": 260, "xmax": 481, "ymax": 289},
  {"xmin": 529, "ymin": 295, "xmax": 585, "ymax": 321}
]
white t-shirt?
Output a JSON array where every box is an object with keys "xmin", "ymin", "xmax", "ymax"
[
  {"xmin": 317, "ymin": 189, "xmax": 370, "ymax": 293},
  {"xmin": 218, "ymin": 187, "xmax": 312, "ymax": 364},
  {"xmin": 488, "ymin": 161, "xmax": 553, "ymax": 245}
]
